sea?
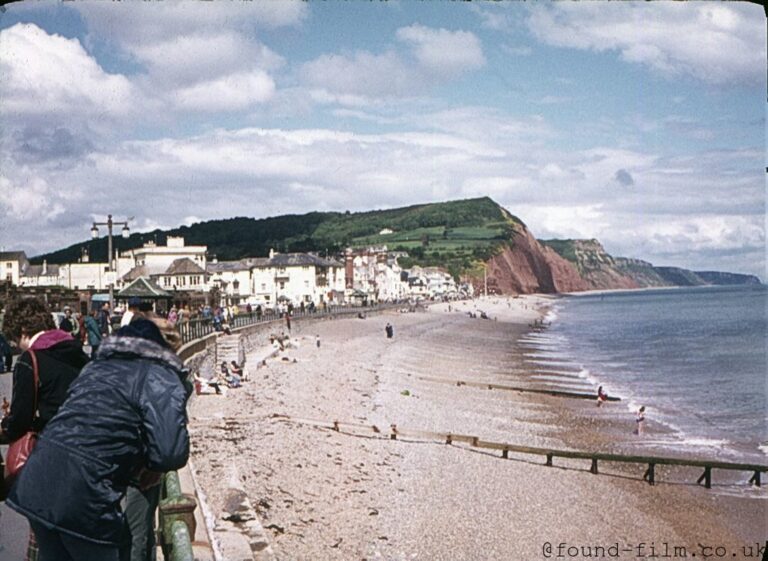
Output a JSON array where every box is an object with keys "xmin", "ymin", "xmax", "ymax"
[{"xmin": 520, "ymin": 284, "xmax": 767, "ymax": 466}]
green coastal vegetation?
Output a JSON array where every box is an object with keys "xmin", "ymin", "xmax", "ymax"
[
  {"xmin": 35, "ymin": 197, "xmax": 520, "ymax": 280},
  {"xmin": 33, "ymin": 197, "xmax": 761, "ymax": 287}
]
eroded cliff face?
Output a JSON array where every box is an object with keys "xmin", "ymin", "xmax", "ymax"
[
  {"xmin": 565, "ymin": 239, "xmax": 639, "ymax": 290},
  {"xmin": 477, "ymin": 225, "xmax": 587, "ymax": 294}
]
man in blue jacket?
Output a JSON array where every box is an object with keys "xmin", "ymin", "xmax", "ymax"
[{"xmin": 6, "ymin": 317, "xmax": 191, "ymax": 561}]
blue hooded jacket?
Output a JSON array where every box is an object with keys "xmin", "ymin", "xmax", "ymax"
[{"xmin": 7, "ymin": 326, "xmax": 190, "ymax": 545}]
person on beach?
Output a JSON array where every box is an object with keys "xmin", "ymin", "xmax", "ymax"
[
  {"xmin": 220, "ymin": 361, "xmax": 241, "ymax": 388},
  {"xmin": 597, "ymin": 386, "xmax": 608, "ymax": 407},
  {"xmin": 385, "ymin": 323, "xmax": 394, "ymax": 339},
  {"xmin": 6, "ymin": 316, "xmax": 191, "ymax": 561},
  {"xmin": 634, "ymin": 406, "xmax": 646, "ymax": 435},
  {"xmin": 230, "ymin": 360, "xmax": 246, "ymax": 382},
  {"xmin": 316, "ymin": 334, "xmax": 321, "ymax": 349}
]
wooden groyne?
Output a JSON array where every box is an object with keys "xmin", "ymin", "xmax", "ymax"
[
  {"xmin": 417, "ymin": 375, "xmax": 621, "ymax": 402},
  {"xmin": 271, "ymin": 414, "xmax": 766, "ymax": 489}
]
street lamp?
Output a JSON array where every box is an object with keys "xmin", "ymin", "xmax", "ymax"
[{"xmin": 90, "ymin": 214, "xmax": 132, "ymax": 311}]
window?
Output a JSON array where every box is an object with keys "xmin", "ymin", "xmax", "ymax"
[
  {"xmin": 5, "ymin": 262, "xmax": 12, "ymax": 268},
  {"xmin": 304, "ymin": 280, "xmax": 309, "ymax": 287},
  {"xmin": 279, "ymin": 281, "xmax": 285, "ymax": 290},
  {"xmin": 261, "ymin": 283, "xmax": 266, "ymax": 290}
]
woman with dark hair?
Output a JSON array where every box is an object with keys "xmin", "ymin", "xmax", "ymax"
[
  {"xmin": 0, "ymin": 297, "xmax": 89, "ymax": 444},
  {"xmin": 5, "ymin": 316, "xmax": 191, "ymax": 561},
  {"xmin": 0, "ymin": 297, "xmax": 90, "ymax": 559}
]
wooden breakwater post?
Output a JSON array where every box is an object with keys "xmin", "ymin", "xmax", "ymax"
[
  {"xmin": 277, "ymin": 415, "xmax": 767, "ymax": 490},
  {"xmin": 420, "ymin": 375, "xmax": 622, "ymax": 402}
]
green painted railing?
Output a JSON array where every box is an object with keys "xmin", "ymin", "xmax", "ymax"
[{"xmin": 159, "ymin": 471, "xmax": 197, "ymax": 561}]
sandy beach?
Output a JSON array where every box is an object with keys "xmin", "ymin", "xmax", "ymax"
[{"xmin": 188, "ymin": 296, "xmax": 766, "ymax": 561}]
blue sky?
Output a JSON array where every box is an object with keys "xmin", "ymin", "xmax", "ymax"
[{"xmin": 0, "ymin": 1, "xmax": 765, "ymax": 278}]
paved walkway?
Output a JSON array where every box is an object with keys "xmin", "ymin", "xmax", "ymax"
[{"xmin": 1, "ymin": 371, "xmax": 27, "ymax": 560}]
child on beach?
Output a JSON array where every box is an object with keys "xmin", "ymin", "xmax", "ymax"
[
  {"xmin": 634, "ymin": 406, "xmax": 646, "ymax": 435},
  {"xmin": 316, "ymin": 335, "xmax": 321, "ymax": 348}
]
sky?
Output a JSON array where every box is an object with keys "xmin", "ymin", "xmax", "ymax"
[{"xmin": 0, "ymin": 1, "xmax": 765, "ymax": 278}]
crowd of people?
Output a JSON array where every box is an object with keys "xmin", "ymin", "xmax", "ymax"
[{"xmin": 0, "ymin": 296, "xmax": 192, "ymax": 561}]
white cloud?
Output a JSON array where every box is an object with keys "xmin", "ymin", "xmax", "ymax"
[
  {"xmin": 74, "ymin": 2, "xmax": 307, "ymax": 45},
  {"xmin": 527, "ymin": 3, "xmax": 766, "ymax": 85},
  {"xmin": 470, "ymin": 4, "xmax": 516, "ymax": 31},
  {"xmin": 0, "ymin": 23, "xmax": 136, "ymax": 118},
  {"xmin": 72, "ymin": 4, "xmax": 296, "ymax": 114},
  {"xmin": 301, "ymin": 51, "xmax": 418, "ymax": 98},
  {"xmin": 300, "ymin": 24, "xmax": 485, "ymax": 103},
  {"xmin": 174, "ymin": 71, "xmax": 276, "ymax": 112},
  {"xmin": 130, "ymin": 32, "xmax": 284, "ymax": 87},
  {"xmin": 396, "ymin": 24, "xmax": 485, "ymax": 76},
  {"xmin": 0, "ymin": 173, "xmax": 69, "ymax": 225},
  {"xmin": 513, "ymin": 204, "xmax": 610, "ymax": 240}
]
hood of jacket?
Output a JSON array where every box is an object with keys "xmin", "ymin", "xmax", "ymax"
[
  {"xmin": 28, "ymin": 330, "xmax": 88, "ymax": 369},
  {"xmin": 30, "ymin": 329, "xmax": 73, "ymax": 351},
  {"xmin": 96, "ymin": 335, "xmax": 184, "ymax": 372}
]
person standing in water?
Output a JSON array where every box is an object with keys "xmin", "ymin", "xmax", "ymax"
[
  {"xmin": 634, "ymin": 406, "xmax": 646, "ymax": 435},
  {"xmin": 596, "ymin": 386, "xmax": 608, "ymax": 407}
]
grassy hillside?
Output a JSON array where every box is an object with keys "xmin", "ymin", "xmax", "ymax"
[{"xmin": 35, "ymin": 197, "xmax": 520, "ymax": 279}]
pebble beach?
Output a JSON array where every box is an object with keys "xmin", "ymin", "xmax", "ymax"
[{"xmin": 188, "ymin": 296, "xmax": 766, "ymax": 561}]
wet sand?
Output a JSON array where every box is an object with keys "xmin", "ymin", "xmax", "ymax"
[{"xmin": 188, "ymin": 297, "xmax": 766, "ymax": 561}]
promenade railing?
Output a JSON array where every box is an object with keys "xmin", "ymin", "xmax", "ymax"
[{"xmin": 177, "ymin": 303, "xmax": 399, "ymax": 345}]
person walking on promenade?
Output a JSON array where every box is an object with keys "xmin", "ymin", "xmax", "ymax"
[
  {"xmin": 0, "ymin": 332, "xmax": 13, "ymax": 373},
  {"xmin": 5, "ymin": 316, "xmax": 191, "ymax": 561},
  {"xmin": 121, "ymin": 297, "xmax": 141, "ymax": 327},
  {"xmin": 99, "ymin": 302, "xmax": 111, "ymax": 337},
  {"xmin": 286, "ymin": 313, "xmax": 292, "ymax": 332},
  {"xmin": 0, "ymin": 297, "xmax": 90, "ymax": 559},
  {"xmin": 85, "ymin": 310, "xmax": 103, "ymax": 357},
  {"xmin": 57, "ymin": 307, "xmax": 76, "ymax": 337}
]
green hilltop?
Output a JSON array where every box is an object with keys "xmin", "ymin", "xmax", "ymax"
[{"xmin": 36, "ymin": 197, "xmax": 521, "ymax": 279}]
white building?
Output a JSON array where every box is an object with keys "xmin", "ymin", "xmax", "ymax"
[
  {"xmin": 0, "ymin": 251, "xmax": 29, "ymax": 285},
  {"xmin": 251, "ymin": 251, "xmax": 345, "ymax": 307},
  {"xmin": 406, "ymin": 266, "xmax": 457, "ymax": 299},
  {"xmin": 207, "ymin": 258, "xmax": 265, "ymax": 306},
  {"xmin": 344, "ymin": 246, "xmax": 409, "ymax": 302},
  {"xmin": 121, "ymin": 237, "xmax": 207, "ymax": 272},
  {"xmin": 19, "ymin": 261, "xmax": 60, "ymax": 287}
]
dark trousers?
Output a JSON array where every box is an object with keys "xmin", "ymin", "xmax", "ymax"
[
  {"xmin": 123, "ymin": 485, "xmax": 160, "ymax": 561},
  {"xmin": 29, "ymin": 521, "xmax": 120, "ymax": 561}
]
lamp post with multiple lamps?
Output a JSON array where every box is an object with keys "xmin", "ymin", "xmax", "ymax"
[{"xmin": 90, "ymin": 215, "xmax": 131, "ymax": 312}]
